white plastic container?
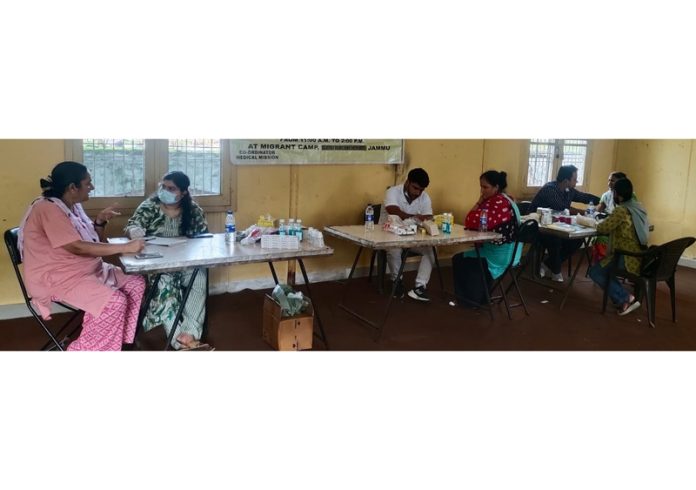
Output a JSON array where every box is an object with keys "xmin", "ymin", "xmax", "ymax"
[{"xmin": 261, "ymin": 234, "xmax": 300, "ymax": 250}]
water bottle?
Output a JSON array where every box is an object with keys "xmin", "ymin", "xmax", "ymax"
[
  {"xmin": 279, "ymin": 219, "xmax": 286, "ymax": 236},
  {"xmin": 296, "ymin": 219, "xmax": 303, "ymax": 241},
  {"xmin": 288, "ymin": 218, "xmax": 296, "ymax": 236},
  {"xmin": 443, "ymin": 213, "xmax": 451, "ymax": 234},
  {"xmin": 365, "ymin": 204, "xmax": 375, "ymax": 231},
  {"xmin": 586, "ymin": 201, "xmax": 596, "ymax": 217},
  {"xmin": 480, "ymin": 209, "xmax": 488, "ymax": 232},
  {"xmin": 225, "ymin": 210, "xmax": 236, "ymax": 244}
]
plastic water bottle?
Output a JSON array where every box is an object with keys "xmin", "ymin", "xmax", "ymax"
[
  {"xmin": 480, "ymin": 209, "xmax": 488, "ymax": 232},
  {"xmin": 278, "ymin": 219, "xmax": 286, "ymax": 235},
  {"xmin": 586, "ymin": 201, "xmax": 596, "ymax": 217},
  {"xmin": 365, "ymin": 204, "xmax": 375, "ymax": 231},
  {"xmin": 296, "ymin": 219, "xmax": 303, "ymax": 241},
  {"xmin": 225, "ymin": 210, "xmax": 236, "ymax": 244},
  {"xmin": 443, "ymin": 213, "xmax": 452, "ymax": 234},
  {"xmin": 288, "ymin": 218, "xmax": 296, "ymax": 236}
]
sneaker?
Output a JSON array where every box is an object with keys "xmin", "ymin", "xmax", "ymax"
[
  {"xmin": 551, "ymin": 272, "xmax": 564, "ymax": 283},
  {"xmin": 618, "ymin": 299, "xmax": 641, "ymax": 316},
  {"xmin": 539, "ymin": 262, "xmax": 551, "ymax": 278},
  {"xmin": 407, "ymin": 285, "xmax": 430, "ymax": 302},
  {"xmin": 540, "ymin": 263, "xmax": 563, "ymax": 282}
]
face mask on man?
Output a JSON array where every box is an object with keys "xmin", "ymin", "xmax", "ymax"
[{"xmin": 158, "ymin": 187, "xmax": 180, "ymax": 205}]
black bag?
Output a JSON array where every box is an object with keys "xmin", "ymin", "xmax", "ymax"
[{"xmin": 452, "ymin": 252, "xmax": 493, "ymax": 307}]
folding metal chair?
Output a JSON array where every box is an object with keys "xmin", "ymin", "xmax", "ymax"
[
  {"xmin": 4, "ymin": 227, "xmax": 83, "ymax": 351},
  {"xmin": 491, "ymin": 219, "xmax": 539, "ymax": 318}
]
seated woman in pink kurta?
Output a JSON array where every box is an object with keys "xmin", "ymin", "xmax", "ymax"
[{"xmin": 18, "ymin": 161, "xmax": 146, "ymax": 351}]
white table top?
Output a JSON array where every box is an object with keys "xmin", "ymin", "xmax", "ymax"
[
  {"xmin": 324, "ymin": 224, "xmax": 502, "ymax": 249},
  {"xmin": 109, "ymin": 234, "xmax": 334, "ymax": 274},
  {"xmin": 539, "ymin": 223, "xmax": 598, "ymax": 239},
  {"xmin": 520, "ymin": 216, "xmax": 598, "ymax": 239}
]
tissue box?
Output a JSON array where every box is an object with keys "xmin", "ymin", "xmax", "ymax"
[{"xmin": 262, "ymin": 295, "xmax": 314, "ymax": 351}]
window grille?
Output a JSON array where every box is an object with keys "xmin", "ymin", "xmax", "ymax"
[
  {"xmin": 82, "ymin": 139, "xmax": 145, "ymax": 197},
  {"xmin": 167, "ymin": 139, "xmax": 221, "ymax": 196},
  {"xmin": 527, "ymin": 139, "xmax": 588, "ymax": 187}
]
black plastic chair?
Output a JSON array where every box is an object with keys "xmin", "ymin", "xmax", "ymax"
[
  {"xmin": 4, "ymin": 227, "xmax": 83, "ymax": 350},
  {"xmin": 517, "ymin": 201, "xmax": 533, "ymax": 216},
  {"xmin": 602, "ymin": 236, "xmax": 696, "ymax": 328}
]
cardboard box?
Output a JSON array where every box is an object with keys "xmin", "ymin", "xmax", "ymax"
[{"xmin": 262, "ymin": 294, "xmax": 314, "ymax": 351}]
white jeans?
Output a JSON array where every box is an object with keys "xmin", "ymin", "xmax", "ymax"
[{"xmin": 387, "ymin": 247, "xmax": 434, "ymax": 288}]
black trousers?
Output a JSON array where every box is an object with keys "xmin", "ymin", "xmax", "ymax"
[
  {"xmin": 538, "ymin": 235, "xmax": 583, "ymax": 274},
  {"xmin": 452, "ymin": 253, "xmax": 493, "ymax": 307}
]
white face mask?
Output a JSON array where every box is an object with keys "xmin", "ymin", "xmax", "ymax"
[{"xmin": 158, "ymin": 187, "xmax": 180, "ymax": 205}]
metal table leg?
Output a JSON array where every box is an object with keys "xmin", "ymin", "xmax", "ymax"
[
  {"xmin": 297, "ymin": 258, "xmax": 329, "ymax": 350},
  {"xmin": 559, "ymin": 237, "xmax": 592, "ymax": 310},
  {"xmin": 338, "ymin": 246, "xmax": 409, "ymax": 341},
  {"xmin": 268, "ymin": 261, "xmax": 280, "ymax": 285},
  {"xmin": 164, "ymin": 268, "xmax": 201, "ymax": 350},
  {"xmin": 133, "ymin": 273, "xmax": 162, "ymax": 344}
]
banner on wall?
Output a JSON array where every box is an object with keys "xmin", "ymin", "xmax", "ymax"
[{"xmin": 230, "ymin": 139, "xmax": 404, "ymax": 165}]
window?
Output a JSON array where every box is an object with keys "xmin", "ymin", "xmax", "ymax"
[
  {"xmin": 524, "ymin": 139, "xmax": 590, "ymax": 191},
  {"xmin": 167, "ymin": 139, "xmax": 221, "ymax": 196},
  {"xmin": 81, "ymin": 139, "xmax": 146, "ymax": 197},
  {"xmin": 66, "ymin": 139, "xmax": 234, "ymax": 211}
]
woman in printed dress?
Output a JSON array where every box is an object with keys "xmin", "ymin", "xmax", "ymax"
[
  {"xmin": 451, "ymin": 170, "xmax": 521, "ymax": 306},
  {"xmin": 19, "ymin": 161, "xmax": 146, "ymax": 351},
  {"xmin": 588, "ymin": 177, "xmax": 649, "ymax": 316},
  {"xmin": 125, "ymin": 171, "xmax": 210, "ymax": 350},
  {"xmin": 592, "ymin": 171, "xmax": 636, "ymax": 264}
]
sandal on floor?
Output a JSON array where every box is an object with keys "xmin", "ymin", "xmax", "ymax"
[
  {"xmin": 179, "ymin": 340, "xmax": 215, "ymax": 351},
  {"xmin": 618, "ymin": 299, "xmax": 641, "ymax": 317}
]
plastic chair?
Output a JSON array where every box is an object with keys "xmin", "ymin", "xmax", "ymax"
[
  {"xmin": 517, "ymin": 201, "xmax": 533, "ymax": 216},
  {"xmin": 4, "ymin": 227, "xmax": 83, "ymax": 350},
  {"xmin": 602, "ymin": 236, "xmax": 696, "ymax": 328}
]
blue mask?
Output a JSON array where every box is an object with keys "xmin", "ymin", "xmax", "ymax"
[{"xmin": 158, "ymin": 187, "xmax": 180, "ymax": 205}]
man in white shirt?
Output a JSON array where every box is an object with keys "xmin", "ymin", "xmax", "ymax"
[{"xmin": 380, "ymin": 168, "xmax": 434, "ymax": 301}]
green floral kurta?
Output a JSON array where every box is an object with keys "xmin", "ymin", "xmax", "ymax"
[{"xmin": 126, "ymin": 198, "xmax": 208, "ymax": 347}]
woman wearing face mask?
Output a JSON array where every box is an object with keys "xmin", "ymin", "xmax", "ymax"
[
  {"xmin": 125, "ymin": 171, "xmax": 210, "ymax": 350},
  {"xmin": 451, "ymin": 170, "xmax": 521, "ymax": 307}
]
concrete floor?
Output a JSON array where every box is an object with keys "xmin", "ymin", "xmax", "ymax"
[{"xmin": 2, "ymin": 265, "xmax": 695, "ymax": 351}]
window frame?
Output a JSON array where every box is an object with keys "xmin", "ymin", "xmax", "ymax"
[
  {"xmin": 519, "ymin": 139, "xmax": 592, "ymax": 197},
  {"xmin": 65, "ymin": 139, "xmax": 236, "ymax": 213}
]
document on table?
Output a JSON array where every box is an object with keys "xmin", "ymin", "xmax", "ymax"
[
  {"xmin": 545, "ymin": 223, "xmax": 579, "ymax": 232},
  {"xmin": 146, "ymin": 237, "xmax": 188, "ymax": 246}
]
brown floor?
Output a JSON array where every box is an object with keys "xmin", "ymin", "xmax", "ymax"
[{"xmin": 3, "ymin": 263, "xmax": 696, "ymax": 351}]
